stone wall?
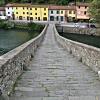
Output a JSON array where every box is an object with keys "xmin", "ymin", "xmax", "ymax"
[
  {"xmin": 56, "ymin": 25, "xmax": 100, "ymax": 36},
  {"xmin": 54, "ymin": 25, "xmax": 100, "ymax": 73},
  {"xmin": 0, "ymin": 25, "xmax": 48, "ymax": 97}
]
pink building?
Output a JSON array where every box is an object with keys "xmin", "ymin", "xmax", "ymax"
[{"xmin": 76, "ymin": 2, "xmax": 90, "ymax": 22}]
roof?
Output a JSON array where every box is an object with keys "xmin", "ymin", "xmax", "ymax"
[
  {"xmin": 68, "ymin": 2, "xmax": 89, "ymax": 7},
  {"xmin": 5, "ymin": 3, "xmax": 48, "ymax": 8},
  {"xmin": 76, "ymin": 2, "xmax": 89, "ymax": 6},
  {"xmin": 0, "ymin": 7, "xmax": 5, "ymax": 11},
  {"xmin": 49, "ymin": 5, "xmax": 75, "ymax": 10}
]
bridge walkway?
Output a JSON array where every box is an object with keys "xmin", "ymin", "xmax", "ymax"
[{"xmin": 10, "ymin": 24, "xmax": 100, "ymax": 100}]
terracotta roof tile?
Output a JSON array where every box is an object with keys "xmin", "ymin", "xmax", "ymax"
[
  {"xmin": 5, "ymin": 3, "xmax": 48, "ymax": 8},
  {"xmin": 0, "ymin": 7, "xmax": 5, "ymax": 11},
  {"xmin": 76, "ymin": 2, "xmax": 89, "ymax": 6},
  {"xmin": 49, "ymin": 5, "xmax": 75, "ymax": 10}
]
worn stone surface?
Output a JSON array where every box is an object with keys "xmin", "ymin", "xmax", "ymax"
[
  {"xmin": 9, "ymin": 24, "xmax": 100, "ymax": 100},
  {"xmin": 55, "ymin": 25, "xmax": 100, "ymax": 73},
  {"xmin": 0, "ymin": 25, "xmax": 48, "ymax": 97}
]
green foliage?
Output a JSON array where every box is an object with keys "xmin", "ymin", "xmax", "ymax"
[
  {"xmin": 0, "ymin": 0, "xmax": 93, "ymax": 5},
  {"xmin": 0, "ymin": 20, "xmax": 15, "ymax": 29},
  {"xmin": 89, "ymin": 0, "xmax": 100, "ymax": 24},
  {"xmin": 28, "ymin": 22, "xmax": 44, "ymax": 32},
  {"xmin": 57, "ymin": 0, "xmax": 69, "ymax": 5}
]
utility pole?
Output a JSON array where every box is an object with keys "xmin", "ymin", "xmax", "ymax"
[{"xmin": 75, "ymin": 0, "xmax": 77, "ymax": 22}]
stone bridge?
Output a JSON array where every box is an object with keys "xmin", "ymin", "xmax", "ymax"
[{"xmin": 0, "ymin": 24, "xmax": 100, "ymax": 100}]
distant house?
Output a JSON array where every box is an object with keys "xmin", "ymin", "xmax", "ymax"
[
  {"xmin": 48, "ymin": 5, "xmax": 67, "ymax": 22},
  {"xmin": 65, "ymin": 6, "xmax": 76, "ymax": 22},
  {"xmin": 5, "ymin": 3, "xmax": 14, "ymax": 19},
  {"xmin": 76, "ymin": 2, "xmax": 90, "ymax": 22},
  {"xmin": 0, "ymin": 7, "xmax": 5, "ymax": 16},
  {"xmin": 48, "ymin": 5, "xmax": 76, "ymax": 22},
  {"xmin": 0, "ymin": 7, "xmax": 7, "ymax": 20}
]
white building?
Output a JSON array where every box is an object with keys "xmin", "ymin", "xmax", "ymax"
[
  {"xmin": 48, "ymin": 5, "xmax": 67, "ymax": 22},
  {"xmin": 5, "ymin": 4, "xmax": 14, "ymax": 19}
]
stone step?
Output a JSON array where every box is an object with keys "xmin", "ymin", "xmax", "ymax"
[{"xmin": 10, "ymin": 96, "xmax": 98, "ymax": 100}]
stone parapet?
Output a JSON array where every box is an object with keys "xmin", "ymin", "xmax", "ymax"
[
  {"xmin": 0, "ymin": 25, "xmax": 48, "ymax": 97},
  {"xmin": 56, "ymin": 26, "xmax": 100, "ymax": 36},
  {"xmin": 54, "ymin": 25, "xmax": 100, "ymax": 73}
]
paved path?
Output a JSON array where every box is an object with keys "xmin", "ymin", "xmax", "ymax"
[{"xmin": 10, "ymin": 24, "xmax": 100, "ymax": 100}]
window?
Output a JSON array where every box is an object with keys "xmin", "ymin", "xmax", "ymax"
[
  {"xmin": 43, "ymin": 17, "xmax": 47, "ymax": 21},
  {"xmin": 35, "ymin": 8, "xmax": 37, "ymax": 10},
  {"xmin": 27, "ymin": 7, "xmax": 28, "ymax": 9},
  {"xmin": 79, "ymin": 6, "xmax": 80, "ymax": 9},
  {"xmin": 57, "ymin": 10, "xmax": 59, "ymax": 14},
  {"xmin": 16, "ymin": 12, "xmax": 18, "ymax": 14},
  {"xmin": 30, "ymin": 17, "xmax": 33, "ymax": 20},
  {"xmin": 30, "ymin": 8, "xmax": 32, "ymax": 10},
  {"xmin": 44, "ymin": 8, "xmax": 46, "ymax": 11},
  {"xmin": 61, "ymin": 11, "xmax": 63, "ymax": 14},
  {"xmin": 85, "ymin": 6, "xmax": 87, "ymax": 9},
  {"xmin": 16, "ymin": 7, "xmax": 17, "ymax": 9},
  {"xmin": 69, "ymin": 10, "xmax": 72, "ymax": 14},
  {"xmin": 8, "ymin": 12, "xmax": 10, "ymax": 14},
  {"xmin": 44, "ymin": 13, "xmax": 46, "ymax": 15},
  {"xmin": 84, "ymin": 11, "xmax": 86, "ymax": 15},
  {"xmin": 38, "ymin": 17, "xmax": 40, "ymax": 21},
  {"xmin": 23, "ymin": 12, "xmax": 25, "ymax": 14},
  {"xmin": 8, "ymin": 7, "xmax": 9, "ymax": 9},
  {"xmin": 23, "ymin": 7, "xmax": 24, "ymax": 10},
  {"xmin": 30, "ymin": 13, "xmax": 32, "ymax": 15},
  {"xmin": 61, "ymin": 16, "xmax": 63, "ymax": 21},
  {"xmin": 35, "ymin": 17, "xmax": 37, "ymax": 19},
  {"xmin": 56, "ymin": 16, "xmax": 59, "ymax": 21},
  {"xmin": 35, "ymin": 13, "xmax": 37, "ymax": 15},
  {"xmin": 51, "ymin": 11, "xmax": 53, "ymax": 14},
  {"xmin": 27, "ymin": 12, "xmax": 29, "ymax": 14},
  {"xmin": 73, "ymin": 11, "xmax": 75, "ymax": 14},
  {"xmin": 27, "ymin": 16, "xmax": 29, "ymax": 20}
]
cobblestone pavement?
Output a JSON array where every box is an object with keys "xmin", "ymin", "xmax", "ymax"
[{"xmin": 10, "ymin": 24, "xmax": 100, "ymax": 100}]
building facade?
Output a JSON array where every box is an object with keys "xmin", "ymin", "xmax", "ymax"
[
  {"xmin": 5, "ymin": 3, "xmax": 48, "ymax": 21},
  {"xmin": 76, "ymin": 3, "xmax": 90, "ymax": 22},
  {"xmin": 48, "ymin": 5, "xmax": 67, "ymax": 22},
  {"xmin": 0, "ymin": 7, "xmax": 5, "ymax": 16},
  {"xmin": 65, "ymin": 6, "xmax": 76, "ymax": 22},
  {"xmin": 4, "ymin": 2, "xmax": 90, "ymax": 22},
  {"xmin": 5, "ymin": 4, "xmax": 14, "ymax": 19}
]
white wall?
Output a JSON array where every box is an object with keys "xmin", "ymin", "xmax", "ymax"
[
  {"xmin": 49, "ymin": 10, "xmax": 65, "ymax": 22},
  {"xmin": 5, "ymin": 7, "xmax": 14, "ymax": 19}
]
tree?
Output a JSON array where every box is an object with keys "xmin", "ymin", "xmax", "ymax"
[
  {"xmin": 57, "ymin": 0, "xmax": 69, "ymax": 5},
  {"xmin": 89, "ymin": 0, "xmax": 100, "ymax": 24}
]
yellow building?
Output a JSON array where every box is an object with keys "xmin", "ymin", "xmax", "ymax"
[
  {"xmin": 65, "ymin": 6, "xmax": 76, "ymax": 22},
  {"xmin": 8, "ymin": 3, "xmax": 48, "ymax": 21}
]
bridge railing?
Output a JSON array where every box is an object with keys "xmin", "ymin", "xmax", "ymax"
[
  {"xmin": 0, "ymin": 24, "xmax": 48, "ymax": 97},
  {"xmin": 54, "ymin": 25, "xmax": 100, "ymax": 74}
]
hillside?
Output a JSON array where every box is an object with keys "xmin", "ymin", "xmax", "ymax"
[{"xmin": 0, "ymin": 0, "xmax": 92, "ymax": 5}]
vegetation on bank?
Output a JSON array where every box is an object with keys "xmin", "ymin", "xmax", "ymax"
[
  {"xmin": 0, "ymin": 20, "xmax": 44, "ymax": 33},
  {"xmin": 15, "ymin": 22, "xmax": 44, "ymax": 32},
  {"xmin": 89, "ymin": 0, "xmax": 100, "ymax": 25},
  {"xmin": 0, "ymin": 0, "xmax": 93, "ymax": 5}
]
